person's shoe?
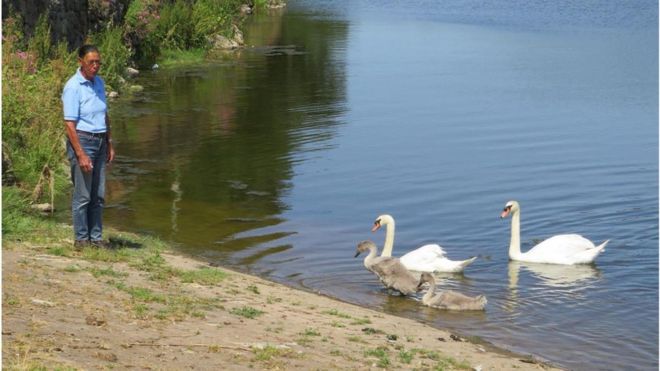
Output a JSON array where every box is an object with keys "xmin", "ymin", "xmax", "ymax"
[
  {"xmin": 74, "ymin": 240, "xmax": 90, "ymax": 251},
  {"xmin": 91, "ymin": 240, "xmax": 112, "ymax": 249}
]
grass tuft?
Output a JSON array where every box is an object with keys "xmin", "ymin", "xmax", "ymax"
[{"xmin": 230, "ymin": 306, "xmax": 264, "ymax": 319}]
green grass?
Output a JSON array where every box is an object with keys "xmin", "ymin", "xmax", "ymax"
[
  {"xmin": 230, "ymin": 306, "xmax": 264, "ymax": 319},
  {"xmin": 177, "ymin": 267, "xmax": 228, "ymax": 285},
  {"xmin": 46, "ymin": 246, "xmax": 68, "ymax": 256},
  {"xmin": 300, "ymin": 328, "xmax": 321, "ymax": 337},
  {"xmin": 88, "ymin": 266, "xmax": 128, "ymax": 278},
  {"xmin": 322, "ymin": 308, "xmax": 352, "ymax": 319},
  {"xmin": 158, "ymin": 48, "xmax": 207, "ymax": 67},
  {"xmin": 125, "ymin": 286, "xmax": 167, "ymax": 303},
  {"xmin": 253, "ymin": 345, "xmax": 290, "ymax": 362},
  {"xmin": 350, "ymin": 317, "xmax": 371, "ymax": 325},
  {"xmin": 347, "ymin": 336, "xmax": 366, "ymax": 344},
  {"xmin": 364, "ymin": 346, "xmax": 390, "ymax": 368},
  {"xmin": 330, "ymin": 321, "xmax": 345, "ymax": 328},
  {"xmin": 63, "ymin": 264, "xmax": 81, "ymax": 273},
  {"xmin": 398, "ymin": 349, "xmax": 415, "ymax": 364}
]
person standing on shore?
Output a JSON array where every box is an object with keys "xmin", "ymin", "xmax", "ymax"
[{"xmin": 62, "ymin": 44, "xmax": 115, "ymax": 249}]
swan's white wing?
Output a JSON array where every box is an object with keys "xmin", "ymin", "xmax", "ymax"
[
  {"xmin": 400, "ymin": 244, "xmax": 452, "ymax": 272},
  {"xmin": 525, "ymin": 234, "xmax": 599, "ymax": 264},
  {"xmin": 400, "ymin": 244, "xmax": 445, "ymax": 264}
]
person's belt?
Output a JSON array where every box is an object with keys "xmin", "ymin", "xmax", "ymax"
[{"xmin": 77, "ymin": 130, "xmax": 106, "ymax": 138}]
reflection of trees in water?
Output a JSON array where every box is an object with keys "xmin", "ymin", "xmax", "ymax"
[{"xmin": 107, "ymin": 11, "xmax": 348, "ymax": 256}]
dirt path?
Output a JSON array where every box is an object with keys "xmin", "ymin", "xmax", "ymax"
[{"xmin": 2, "ymin": 240, "xmax": 561, "ymax": 370}]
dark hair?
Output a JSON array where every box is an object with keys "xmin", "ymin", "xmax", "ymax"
[{"xmin": 78, "ymin": 44, "xmax": 99, "ymax": 59}]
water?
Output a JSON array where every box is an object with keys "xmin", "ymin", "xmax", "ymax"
[{"xmin": 102, "ymin": 1, "xmax": 658, "ymax": 369}]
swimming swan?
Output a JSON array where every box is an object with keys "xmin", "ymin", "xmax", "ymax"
[
  {"xmin": 372, "ymin": 214, "xmax": 477, "ymax": 273},
  {"xmin": 354, "ymin": 240, "xmax": 420, "ymax": 296},
  {"xmin": 417, "ymin": 272, "xmax": 487, "ymax": 311},
  {"xmin": 500, "ymin": 200, "xmax": 608, "ymax": 265}
]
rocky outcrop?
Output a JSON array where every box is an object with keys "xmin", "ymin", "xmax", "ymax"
[{"xmin": 2, "ymin": 0, "xmax": 127, "ymax": 47}]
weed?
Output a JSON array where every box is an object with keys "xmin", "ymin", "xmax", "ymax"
[
  {"xmin": 177, "ymin": 267, "xmax": 227, "ymax": 285},
  {"xmin": 46, "ymin": 246, "xmax": 68, "ymax": 257},
  {"xmin": 133, "ymin": 303, "xmax": 149, "ymax": 318},
  {"xmin": 435, "ymin": 356, "xmax": 471, "ymax": 370},
  {"xmin": 399, "ymin": 349, "xmax": 415, "ymax": 364},
  {"xmin": 88, "ymin": 266, "xmax": 127, "ymax": 278},
  {"xmin": 230, "ymin": 306, "xmax": 264, "ymax": 319},
  {"xmin": 351, "ymin": 317, "xmax": 371, "ymax": 325},
  {"xmin": 63, "ymin": 264, "xmax": 81, "ymax": 273},
  {"xmin": 126, "ymin": 286, "xmax": 166, "ymax": 303},
  {"xmin": 82, "ymin": 247, "xmax": 132, "ymax": 263},
  {"xmin": 322, "ymin": 308, "xmax": 351, "ymax": 318},
  {"xmin": 364, "ymin": 346, "xmax": 390, "ymax": 368},
  {"xmin": 246, "ymin": 284, "xmax": 260, "ymax": 294},
  {"xmin": 253, "ymin": 345, "xmax": 290, "ymax": 362},
  {"xmin": 347, "ymin": 336, "xmax": 366, "ymax": 344},
  {"xmin": 266, "ymin": 296, "xmax": 282, "ymax": 304},
  {"xmin": 301, "ymin": 328, "xmax": 321, "ymax": 337},
  {"xmin": 4, "ymin": 294, "xmax": 20, "ymax": 306},
  {"xmin": 330, "ymin": 321, "xmax": 345, "ymax": 328}
]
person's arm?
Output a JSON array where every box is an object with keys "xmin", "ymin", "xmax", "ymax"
[
  {"xmin": 105, "ymin": 114, "xmax": 115, "ymax": 163},
  {"xmin": 64, "ymin": 120, "xmax": 93, "ymax": 172}
]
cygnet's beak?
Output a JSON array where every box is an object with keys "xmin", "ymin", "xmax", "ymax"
[{"xmin": 354, "ymin": 250, "xmax": 361, "ymax": 258}]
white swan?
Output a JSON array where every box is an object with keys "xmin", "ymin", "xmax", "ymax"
[
  {"xmin": 500, "ymin": 200, "xmax": 608, "ymax": 265},
  {"xmin": 372, "ymin": 214, "xmax": 477, "ymax": 273}
]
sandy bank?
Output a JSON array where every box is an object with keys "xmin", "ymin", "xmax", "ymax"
[{"xmin": 2, "ymin": 235, "xmax": 561, "ymax": 370}]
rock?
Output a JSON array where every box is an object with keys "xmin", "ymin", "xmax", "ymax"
[
  {"xmin": 30, "ymin": 203, "xmax": 53, "ymax": 212},
  {"xmin": 95, "ymin": 352, "xmax": 118, "ymax": 362},
  {"xmin": 108, "ymin": 91, "xmax": 119, "ymax": 98},
  {"xmin": 129, "ymin": 85, "xmax": 144, "ymax": 93},
  {"xmin": 126, "ymin": 67, "xmax": 140, "ymax": 78},
  {"xmin": 86, "ymin": 315, "xmax": 106, "ymax": 326},
  {"xmin": 2, "ymin": 143, "xmax": 17, "ymax": 186},
  {"xmin": 210, "ymin": 34, "xmax": 239, "ymax": 50},
  {"xmin": 450, "ymin": 334, "xmax": 464, "ymax": 342},
  {"xmin": 240, "ymin": 4, "xmax": 253, "ymax": 15},
  {"xmin": 267, "ymin": 0, "xmax": 287, "ymax": 9},
  {"xmin": 232, "ymin": 25, "xmax": 244, "ymax": 46},
  {"xmin": 31, "ymin": 298, "xmax": 55, "ymax": 307}
]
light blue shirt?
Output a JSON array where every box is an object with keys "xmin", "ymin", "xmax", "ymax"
[{"xmin": 62, "ymin": 68, "xmax": 107, "ymax": 133}]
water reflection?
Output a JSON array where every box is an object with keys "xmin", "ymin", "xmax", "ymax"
[
  {"xmin": 508, "ymin": 261, "xmax": 602, "ymax": 289},
  {"xmin": 106, "ymin": 9, "xmax": 348, "ymax": 258}
]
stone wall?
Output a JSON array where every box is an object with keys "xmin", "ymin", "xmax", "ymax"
[{"xmin": 2, "ymin": 0, "xmax": 128, "ymax": 48}]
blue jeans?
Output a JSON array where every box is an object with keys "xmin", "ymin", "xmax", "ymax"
[{"xmin": 67, "ymin": 133, "xmax": 107, "ymax": 242}]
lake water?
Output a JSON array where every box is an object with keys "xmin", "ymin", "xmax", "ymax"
[{"xmin": 104, "ymin": 1, "xmax": 658, "ymax": 369}]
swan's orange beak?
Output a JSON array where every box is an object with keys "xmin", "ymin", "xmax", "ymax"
[
  {"xmin": 500, "ymin": 209, "xmax": 511, "ymax": 219},
  {"xmin": 371, "ymin": 221, "xmax": 381, "ymax": 232}
]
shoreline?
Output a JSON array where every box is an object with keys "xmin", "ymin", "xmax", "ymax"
[{"xmin": 2, "ymin": 226, "xmax": 562, "ymax": 370}]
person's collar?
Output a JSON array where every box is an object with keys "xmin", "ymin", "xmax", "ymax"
[{"xmin": 76, "ymin": 67, "xmax": 96, "ymax": 84}]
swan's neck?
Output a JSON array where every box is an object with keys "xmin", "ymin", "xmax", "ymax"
[
  {"xmin": 422, "ymin": 279, "xmax": 436, "ymax": 304},
  {"xmin": 381, "ymin": 220, "xmax": 395, "ymax": 257},
  {"xmin": 364, "ymin": 246, "xmax": 379, "ymax": 266},
  {"xmin": 509, "ymin": 210, "xmax": 523, "ymax": 260}
]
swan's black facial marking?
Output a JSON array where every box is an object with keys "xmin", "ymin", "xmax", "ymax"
[
  {"xmin": 503, "ymin": 205, "xmax": 512, "ymax": 212},
  {"xmin": 374, "ymin": 219, "xmax": 381, "ymax": 227}
]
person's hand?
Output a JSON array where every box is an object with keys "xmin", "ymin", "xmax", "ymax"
[
  {"xmin": 107, "ymin": 142, "xmax": 115, "ymax": 163},
  {"xmin": 78, "ymin": 153, "xmax": 93, "ymax": 173}
]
